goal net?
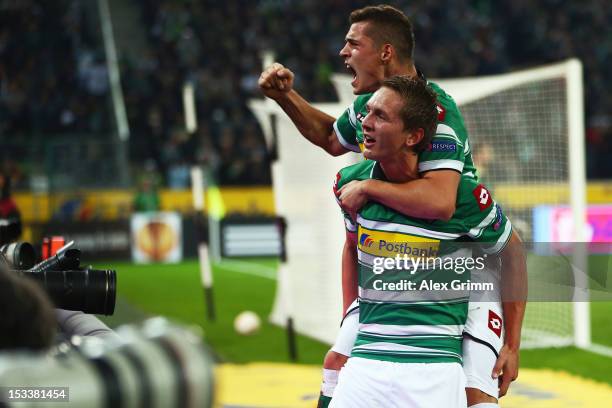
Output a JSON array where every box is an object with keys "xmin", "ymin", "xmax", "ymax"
[{"xmin": 250, "ymin": 59, "xmax": 589, "ymax": 349}]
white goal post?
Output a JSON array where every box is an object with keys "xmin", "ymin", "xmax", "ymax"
[{"xmin": 250, "ymin": 59, "xmax": 590, "ymax": 349}]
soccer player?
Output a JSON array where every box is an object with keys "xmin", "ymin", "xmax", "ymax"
[
  {"xmin": 329, "ymin": 76, "xmax": 525, "ymax": 407},
  {"xmin": 259, "ymin": 5, "xmax": 525, "ymax": 407}
]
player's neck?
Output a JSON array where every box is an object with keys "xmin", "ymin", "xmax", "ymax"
[
  {"xmin": 386, "ymin": 61, "xmax": 417, "ymax": 79},
  {"xmin": 378, "ymin": 152, "xmax": 419, "ymax": 183}
]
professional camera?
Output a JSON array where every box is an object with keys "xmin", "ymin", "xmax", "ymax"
[
  {"xmin": 0, "ymin": 318, "xmax": 215, "ymax": 408},
  {"xmin": 0, "ymin": 240, "xmax": 116, "ymax": 315},
  {"xmin": 0, "ymin": 217, "xmax": 21, "ymax": 247}
]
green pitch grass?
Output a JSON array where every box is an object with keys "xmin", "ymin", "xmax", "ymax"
[
  {"xmin": 100, "ymin": 258, "xmax": 329, "ymax": 363},
  {"xmin": 100, "ymin": 257, "xmax": 612, "ymax": 385}
]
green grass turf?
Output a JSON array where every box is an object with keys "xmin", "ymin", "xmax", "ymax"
[
  {"xmin": 591, "ymin": 302, "xmax": 612, "ymax": 347},
  {"xmin": 521, "ymin": 347, "xmax": 612, "ymax": 386},
  {"xmin": 100, "ymin": 258, "xmax": 329, "ymax": 364},
  {"xmin": 100, "ymin": 256, "xmax": 612, "ymax": 385}
]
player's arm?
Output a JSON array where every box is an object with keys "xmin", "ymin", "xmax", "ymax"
[
  {"xmin": 493, "ymin": 230, "xmax": 527, "ymax": 397},
  {"xmin": 334, "ymin": 170, "xmax": 360, "ymax": 313},
  {"xmin": 259, "ymin": 63, "xmax": 347, "ymax": 156},
  {"xmin": 338, "ymin": 122, "xmax": 466, "ymax": 220},
  {"xmin": 339, "ymin": 170, "xmax": 459, "ymax": 221},
  {"xmin": 472, "ymin": 199, "xmax": 527, "ymax": 398},
  {"xmin": 342, "ymin": 230, "xmax": 359, "ymax": 314}
]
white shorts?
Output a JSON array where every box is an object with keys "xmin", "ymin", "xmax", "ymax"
[
  {"xmin": 330, "ymin": 357, "xmax": 466, "ymax": 408},
  {"xmin": 329, "ymin": 301, "xmax": 503, "ymax": 399},
  {"xmin": 462, "ymin": 337, "xmax": 498, "ymax": 399},
  {"xmin": 330, "ymin": 300, "xmax": 359, "ymax": 357},
  {"xmin": 463, "ymin": 301, "xmax": 504, "ymax": 399},
  {"xmin": 464, "ymin": 301, "xmax": 504, "ymax": 355}
]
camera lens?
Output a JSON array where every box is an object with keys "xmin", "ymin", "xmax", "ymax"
[
  {"xmin": 0, "ymin": 242, "xmax": 36, "ymax": 270},
  {"xmin": 23, "ymin": 269, "xmax": 116, "ymax": 315}
]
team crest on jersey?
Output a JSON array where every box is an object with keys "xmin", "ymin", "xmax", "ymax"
[
  {"xmin": 436, "ymin": 104, "xmax": 446, "ymax": 121},
  {"xmin": 472, "ymin": 184, "xmax": 492, "ymax": 211},
  {"xmin": 488, "ymin": 309, "xmax": 503, "ymax": 338}
]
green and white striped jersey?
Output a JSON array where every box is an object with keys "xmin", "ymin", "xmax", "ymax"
[
  {"xmin": 333, "ymin": 81, "xmax": 478, "ymax": 179},
  {"xmin": 334, "ymin": 160, "xmax": 512, "ymax": 364}
]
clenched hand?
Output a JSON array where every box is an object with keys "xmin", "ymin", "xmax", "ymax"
[{"xmin": 258, "ymin": 63, "xmax": 295, "ymax": 100}]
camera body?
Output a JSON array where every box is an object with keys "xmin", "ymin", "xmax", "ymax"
[
  {"xmin": 0, "ymin": 319, "xmax": 215, "ymax": 408},
  {"xmin": 1, "ymin": 240, "xmax": 116, "ymax": 315},
  {"xmin": 0, "ymin": 218, "xmax": 21, "ymax": 247}
]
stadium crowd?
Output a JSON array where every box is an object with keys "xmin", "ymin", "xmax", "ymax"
[{"xmin": 1, "ymin": 0, "xmax": 610, "ymax": 187}]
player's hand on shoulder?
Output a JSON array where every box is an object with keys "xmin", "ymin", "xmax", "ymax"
[
  {"xmin": 258, "ymin": 62, "xmax": 295, "ymax": 100},
  {"xmin": 338, "ymin": 180, "xmax": 370, "ymax": 222}
]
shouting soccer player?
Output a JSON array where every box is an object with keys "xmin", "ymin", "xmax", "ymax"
[{"xmin": 259, "ymin": 5, "xmax": 526, "ymax": 407}]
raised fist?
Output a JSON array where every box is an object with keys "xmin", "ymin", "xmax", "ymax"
[{"xmin": 258, "ymin": 63, "xmax": 295, "ymax": 100}]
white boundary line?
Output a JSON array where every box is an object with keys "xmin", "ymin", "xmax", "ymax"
[
  {"xmin": 585, "ymin": 343, "xmax": 612, "ymax": 358},
  {"xmin": 215, "ymin": 259, "xmax": 277, "ymax": 280}
]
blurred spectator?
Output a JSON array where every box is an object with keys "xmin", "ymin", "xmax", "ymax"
[
  {"xmin": 0, "ymin": 1, "xmax": 110, "ymax": 137},
  {"xmin": 128, "ymin": 0, "xmax": 611, "ymax": 181},
  {"xmin": 1, "ymin": 0, "xmax": 611, "ymax": 185},
  {"xmin": 166, "ymin": 159, "xmax": 191, "ymax": 190},
  {"xmin": 133, "ymin": 178, "xmax": 161, "ymax": 212},
  {"xmin": 133, "ymin": 160, "xmax": 161, "ymax": 212},
  {"xmin": 192, "ymin": 125, "xmax": 221, "ymax": 173},
  {"xmin": 0, "ymin": 173, "xmax": 20, "ymax": 220},
  {"xmin": 586, "ymin": 115, "xmax": 612, "ymax": 179},
  {"xmin": 217, "ymin": 126, "xmax": 246, "ymax": 185},
  {"xmin": 0, "ymin": 173, "xmax": 22, "ymax": 243}
]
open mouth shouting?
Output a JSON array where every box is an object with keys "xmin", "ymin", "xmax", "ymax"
[
  {"xmin": 363, "ymin": 132, "xmax": 376, "ymax": 149},
  {"xmin": 346, "ymin": 62, "xmax": 357, "ymax": 87}
]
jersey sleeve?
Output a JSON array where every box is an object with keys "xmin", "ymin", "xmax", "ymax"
[
  {"xmin": 468, "ymin": 203, "xmax": 513, "ymax": 255},
  {"xmin": 333, "ymin": 102, "xmax": 361, "ymax": 153},
  {"xmin": 333, "ymin": 171, "xmax": 357, "ymax": 233},
  {"xmin": 418, "ymin": 123, "xmax": 467, "ymax": 174},
  {"xmin": 455, "ymin": 181, "xmax": 512, "ymax": 255}
]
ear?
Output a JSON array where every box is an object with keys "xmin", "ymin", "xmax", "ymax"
[
  {"xmin": 405, "ymin": 128, "xmax": 425, "ymax": 150},
  {"xmin": 381, "ymin": 44, "xmax": 393, "ymax": 64}
]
